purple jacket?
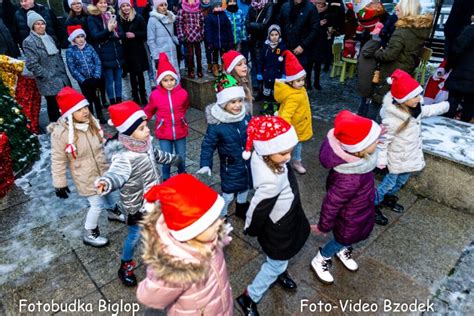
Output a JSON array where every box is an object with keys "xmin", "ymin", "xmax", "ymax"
[{"xmin": 317, "ymin": 130, "xmax": 376, "ymax": 245}]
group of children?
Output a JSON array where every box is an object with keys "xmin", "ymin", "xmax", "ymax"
[{"xmin": 50, "ymin": 33, "xmax": 450, "ymax": 313}]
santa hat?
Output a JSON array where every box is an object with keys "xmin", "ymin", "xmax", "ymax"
[
  {"xmin": 67, "ymin": 25, "xmax": 86, "ymax": 43},
  {"xmin": 222, "ymin": 50, "xmax": 245, "ymax": 74},
  {"xmin": 153, "ymin": 0, "xmax": 167, "ymax": 8},
  {"xmin": 156, "ymin": 52, "xmax": 179, "ymax": 85},
  {"xmin": 68, "ymin": 0, "xmax": 82, "ymax": 8},
  {"xmin": 143, "ymin": 174, "xmax": 224, "ymax": 241},
  {"xmin": 281, "ymin": 51, "xmax": 306, "ymax": 82},
  {"xmin": 214, "ymin": 73, "xmax": 245, "ymax": 107},
  {"xmin": 242, "ymin": 115, "xmax": 298, "ymax": 160},
  {"xmin": 387, "ymin": 69, "xmax": 423, "ymax": 104},
  {"xmin": 56, "ymin": 87, "xmax": 99, "ymax": 159},
  {"xmin": 108, "ymin": 101, "xmax": 147, "ymax": 135},
  {"xmin": 334, "ymin": 110, "xmax": 381, "ymax": 153}
]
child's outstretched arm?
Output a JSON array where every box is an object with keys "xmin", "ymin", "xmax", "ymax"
[
  {"xmin": 244, "ymin": 181, "xmax": 279, "ymax": 236},
  {"xmin": 154, "ymin": 149, "xmax": 182, "ymax": 166},
  {"xmin": 137, "ymin": 269, "xmax": 186, "ymax": 310},
  {"xmin": 420, "ymin": 101, "xmax": 450, "ymax": 119},
  {"xmin": 95, "ymin": 155, "xmax": 132, "ymax": 195}
]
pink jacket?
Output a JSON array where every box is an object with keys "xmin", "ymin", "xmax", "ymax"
[
  {"xmin": 144, "ymin": 84, "xmax": 190, "ymax": 141},
  {"xmin": 136, "ymin": 215, "xmax": 233, "ymax": 315}
]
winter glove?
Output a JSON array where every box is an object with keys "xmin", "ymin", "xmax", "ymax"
[
  {"xmin": 172, "ymin": 155, "xmax": 183, "ymax": 167},
  {"xmin": 55, "ymin": 187, "xmax": 70, "ymax": 199},
  {"xmin": 196, "ymin": 166, "xmax": 212, "ymax": 177},
  {"xmin": 256, "ymin": 74, "xmax": 263, "ymax": 81}
]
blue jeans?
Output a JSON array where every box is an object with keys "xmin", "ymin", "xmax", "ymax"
[
  {"xmin": 320, "ymin": 238, "xmax": 349, "ymax": 258},
  {"xmin": 103, "ymin": 67, "xmax": 123, "ymax": 100},
  {"xmin": 159, "ymin": 138, "xmax": 186, "ymax": 180},
  {"xmin": 222, "ymin": 190, "xmax": 249, "ymax": 217},
  {"xmin": 375, "ymin": 172, "xmax": 412, "ymax": 205},
  {"xmin": 121, "ymin": 224, "xmax": 141, "ymax": 262},
  {"xmin": 247, "ymin": 257, "xmax": 288, "ymax": 303},
  {"xmin": 85, "ymin": 194, "xmax": 114, "ymax": 230},
  {"xmin": 292, "ymin": 142, "xmax": 303, "ymax": 161}
]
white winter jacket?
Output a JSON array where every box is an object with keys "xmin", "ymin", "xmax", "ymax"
[
  {"xmin": 377, "ymin": 92, "xmax": 449, "ymax": 174},
  {"xmin": 147, "ymin": 11, "xmax": 179, "ymax": 73}
]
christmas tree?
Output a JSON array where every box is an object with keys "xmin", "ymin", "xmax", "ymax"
[{"xmin": 0, "ymin": 79, "xmax": 40, "ymax": 172}]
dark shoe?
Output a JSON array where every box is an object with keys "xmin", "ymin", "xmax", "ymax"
[
  {"xmin": 382, "ymin": 195, "xmax": 404, "ymax": 213},
  {"xmin": 197, "ymin": 70, "xmax": 203, "ymax": 78},
  {"xmin": 236, "ymin": 291, "xmax": 259, "ymax": 316},
  {"xmin": 375, "ymin": 206, "xmax": 388, "ymax": 226},
  {"xmin": 276, "ymin": 270, "xmax": 297, "ymax": 290},
  {"xmin": 313, "ymin": 83, "xmax": 322, "ymax": 90},
  {"xmin": 109, "ymin": 98, "xmax": 116, "ymax": 106},
  {"xmin": 212, "ymin": 64, "xmax": 220, "ymax": 77},
  {"xmin": 116, "ymin": 97, "xmax": 122, "ymax": 103},
  {"xmin": 118, "ymin": 260, "xmax": 137, "ymax": 286},
  {"xmin": 139, "ymin": 92, "xmax": 148, "ymax": 106},
  {"xmin": 188, "ymin": 70, "xmax": 195, "ymax": 78},
  {"xmin": 207, "ymin": 64, "xmax": 212, "ymax": 73},
  {"xmin": 235, "ymin": 201, "xmax": 250, "ymax": 220}
]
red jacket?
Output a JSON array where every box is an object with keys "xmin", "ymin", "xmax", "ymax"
[{"xmin": 145, "ymin": 84, "xmax": 190, "ymax": 140}]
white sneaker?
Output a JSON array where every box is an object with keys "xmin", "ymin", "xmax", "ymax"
[
  {"xmin": 336, "ymin": 247, "xmax": 358, "ymax": 271},
  {"xmin": 311, "ymin": 251, "xmax": 334, "ymax": 284},
  {"xmin": 291, "ymin": 160, "xmax": 307, "ymax": 174}
]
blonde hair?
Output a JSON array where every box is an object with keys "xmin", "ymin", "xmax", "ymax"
[
  {"xmin": 397, "ymin": 0, "xmax": 421, "ymax": 18},
  {"xmin": 119, "ymin": 5, "xmax": 136, "ymax": 21}
]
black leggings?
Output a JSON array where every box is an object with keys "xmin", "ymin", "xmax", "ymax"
[
  {"xmin": 79, "ymin": 81, "xmax": 102, "ymax": 118},
  {"xmin": 44, "ymin": 95, "xmax": 61, "ymax": 122}
]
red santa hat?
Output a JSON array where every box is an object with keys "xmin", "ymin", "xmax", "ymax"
[
  {"xmin": 156, "ymin": 52, "xmax": 179, "ymax": 85},
  {"xmin": 282, "ymin": 51, "xmax": 306, "ymax": 82},
  {"xmin": 242, "ymin": 115, "xmax": 298, "ymax": 160},
  {"xmin": 387, "ymin": 69, "xmax": 423, "ymax": 104},
  {"xmin": 143, "ymin": 174, "xmax": 225, "ymax": 241},
  {"xmin": 108, "ymin": 101, "xmax": 147, "ymax": 134},
  {"xmin": 67, "ymin": 25, "xmax": 86, "ymax": 43},
  {"xmin": 334, "ymin": 110, "xmax": 381, "ymax": 153},
  {"xmin": 222, "ymin": 50, "xmax": 246, "ymax": 74}
]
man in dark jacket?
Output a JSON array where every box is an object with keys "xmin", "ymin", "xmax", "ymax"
[
  {"xmin": 444, "ymin": 0, "xmax": 474, "ymax": 61},
  {"xmin": 0, "ymin": 18, "xmax": 20, "ymax": 57},
  {"xmin": 0, "ymin": 0, "xmax": 18, "ymax": 34},
  {"xmin": 12, "ymin": 0, "xmax": 67, "ymax": 48}
]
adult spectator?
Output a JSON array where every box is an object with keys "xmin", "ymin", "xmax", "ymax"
[
  {"xmin": 65, "ymin": 0, "xmax": 90, "ymax": 35},
  {"xmin": 444, "ymin": 0, "xmax": 474, "ymax": 62},
  {"xmin": 23, "ymin": 11, "xmax": 70, "ymax": 122},
  {"xmin": 0, "ymin": 0, "xmax": 18, "ymax": 34},
  {"xmin": 12, "ymin": 0, "xmax": 67, "ymax": 48},
  {"xmin": 0, "ymin": 18, "xmax": 20, "ymax": 57}
]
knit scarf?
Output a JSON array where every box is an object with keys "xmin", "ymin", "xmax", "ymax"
[
  {"xmin": 31, "ymin": 31, "xmax": 59, "ymax": 56},
  {"xmin": 251, "ymin": 0, "xmax": 267, "ymax": 11},
  {"xmin": 118, "ymin": 133, "xmax": 151, "ymax": 153},
  {"xmin": 182, "ymin": 0, "xmax": 201, "ymax": 13},
  {"xmin": 265, "ymin": 38, "xmax": 280, "ymax": 49}
]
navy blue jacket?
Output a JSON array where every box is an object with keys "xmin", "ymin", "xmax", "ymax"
[
  {"xmin": 204, "ymin": 11, "xmax": 234, "ymax": 50},
  {"xmin": 200, "ymin": 105, "xmax": 252, "ymax": 194},
  {"xmin": 257, "ymin": 41, "xmax": 286, "ymax": 82}
]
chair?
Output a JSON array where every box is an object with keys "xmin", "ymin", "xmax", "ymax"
[
  {"xmin": 340, "ymin": 57, "xmax": 358, "ymax": 82},
  {"xmin": 330, "ymin": 43, "xmax": 344, "ymax": 78},
  {"xmin": 415, "ymin": 47, "xmax": 433, "ymax": 85}
]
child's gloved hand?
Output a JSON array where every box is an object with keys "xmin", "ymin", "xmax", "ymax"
[
  {"xmin": 310, "ymin": 224, "xmax": 327, "ymax": 236},
  {"xmin": 196, "ymin": 166, "xmax": 212, "ymax": 177},
  {"xmin": 256, "ymin": 74, "xmax": 263, "ymax": 81},
  {"xmin": 55, "ymin": 187, "xmax": 70, "ymax": 199}
]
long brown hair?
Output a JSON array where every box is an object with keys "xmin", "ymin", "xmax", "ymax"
[
  {"xmin": 231, "ymin": 68, "xmax": 254, "ymax": 103},
  {"xmin": 263, "ymin": 155, "xmax": 285, "ymax": 174},
  {"xmin": 394, "ymin": 102, "xmax": 412, "ymax": 133},
  {"xmin": 72, "ymin": 115, "xmax": 103, "ymax": 146}
]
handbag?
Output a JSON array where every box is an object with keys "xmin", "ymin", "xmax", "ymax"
[{"xmin": 154, "ymin": 16, "xmax": 180, "ymax": 46}]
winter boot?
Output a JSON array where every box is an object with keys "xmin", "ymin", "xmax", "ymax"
[
  {"xmin": 375, "ymin": 206, "xmax": 388, "ymax": 226},
  {"xmin": 118, "ymin": 260, "xmax": 137, "ymax": 286},
  {"xmin": 311, "ymin": 250, "xmax": 334, "ymax": 284},
  {"xmin": 276, "ymin": 270, "xmax": 297, "ymax": 290},
  {"xmin": 291, "ymin": 160, "xmax": 307, "ymax": 175},
  {"xmin": 139, "ymin": 90, "xmax": 148, "ymax": 106},
  {"xmin": 83, "ymin": 226, "xmax": 109, "ymax": 247},
  {"xmin": 132, "ymin": 89, "xmax": 141, "ymax": 105},
  {"xmin": 207, "ymin": 63, "xmax": 212, "ymax": 73},
  {"xmin": 381, "ymin": 195, "xmax": 404, "ymax": 213},
  {"xmin": 188, "ymin": 68, "xmax": 195, "ymax": 78},
  {"xmin": 212, "ymin": 64, "xmax": 220, "ymax": 77},
  {"xmin": 197, "ymin": 65, "xmax": 203, "ymax": 78},
  {"xmin": 109, "ymin": 98, "xmax": 116, "ymax": 106},
  {"xmin": 107, "ymin": 205, "xmax": 126, "ymax": 223},
  {"xmin": 236, "ymin": 291, "xmax": 259, "ymax": 316},
  {"xmin": 116, "ymin": 97, "xmax": 122, "ymax": 103},
  {"xmin": 235, "ymin": 201, "xmax": 250, "ymax": 220},
  {"xmin": 336, "ymin": 247, "xmax": 358, "ymax": 271}
]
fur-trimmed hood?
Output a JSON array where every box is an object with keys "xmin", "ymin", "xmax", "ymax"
[
  {"xmin": 87, "ymin": 5, "xmax": 115, "ymax": 16},
  {"xmin": 149, "ymin": 10, "xmax": 176, "ymax": 23},
  {"xmin": 205, "ymin": 103, "xmax": 246, "ymax": 124},
  {"xmin": 395, "ymin": 14, "xmax": 433, "ymax": 29},
  {"xmin": 104, "ymin": 139, "xmax": 126, "ymax": 162}
]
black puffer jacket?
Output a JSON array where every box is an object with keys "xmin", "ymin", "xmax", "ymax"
[
  {"xmin": 66, "ymin": 13, "xmax": 91, "ymax": 40},
  {"xmin": 0, "ymin": 18, "xmax": 20, "ymax": 57},
  {"xmin": 246, "ymin": 2, "xmax": 273, "ymax": 44},
  {"xmin": 445, "ymin": 24, "xmax": 474, "ymax": 94},
  {"xmin": 119, "ymin": 14, "xmax": 149, "ymax": 74},
  {"xmin": 278, "ymin": 0, "xmax": 319, "ymax": 51}
]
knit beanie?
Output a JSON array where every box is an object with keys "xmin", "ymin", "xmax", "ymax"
[
  {"xmin": 267, "ymin": 24, "xmax": 281, "ymax": 38},
  {"xmin": 68, "ymin": 0, "xmax": 82, "ymax": 8},
  {"xmin": 200, "ymin": 0, "xmax": 211, "ymax": 8},
  {"xmin": 153, "ymin": 0, "xmax": 167, "ymax": 8},
  {"xmin": 27, "ymin": 10, "xmax": 46, "ymax": 30},
  {"xmin": 334, "ymin": 110, "xmax": 381, "ymax": 153},
  {"xmin": 118, "ymin": 0, "xmax": 131, "ymax": 7},
  {"xmin": 214, "ymin": 73, "xmax": 245, "ymax": 107},
  {"xmin": 210, "ymin": 0, "xmax": 222, "ymax": 9}
]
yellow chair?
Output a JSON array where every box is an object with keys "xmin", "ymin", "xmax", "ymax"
[
  {"xmin": 330, "ymin": 43, "xmax": 344, "ymax": 78},
  {"xmin": 340, "ymin": 57, "xmax": 358, "ymax": 82},
  {"xmin": 415, "ymin": 47, "xmax": 433, "ymax": 85}
]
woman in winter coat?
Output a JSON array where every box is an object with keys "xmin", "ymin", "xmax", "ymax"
[
  {"xmin": 197, "ymin": 74, "xmax": 252, "ymax": 218},
  {"xmin": 311, "ymin": 110, "xmax": 381, "ymax": 284},
  {"xmin": 371, "ymin": 0, "xmax": 433, "ymax": 109},
  {"xmin": 176, "ymin": 0, "xmax": 205, "ymax": 78},
  {"xmin": 88, "ymin": 0, "xmax": 125, "ymax": 105},
  {"xmin": 137, "ymin": 174, "xmax": 233, "ymax": 315},
  {"xmin": 23, "ymin": 11, "xmax": 71, "ymax": 122},
  {"xmin": 119, "ymin": 0, "xmax": 149, "ymax": 106},
  {"xmin": 147, "ymin": 0, "xmax": 180, "ymax": 73}
]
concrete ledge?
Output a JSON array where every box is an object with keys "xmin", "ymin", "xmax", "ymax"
[{"xmin": 180, "ymin": 72, "xmax": 216, "ymax": 111}]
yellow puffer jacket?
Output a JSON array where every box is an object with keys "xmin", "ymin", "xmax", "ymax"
[{"xmin": 274, "ymin": 80, "xmax": 313, "ymax": 142}]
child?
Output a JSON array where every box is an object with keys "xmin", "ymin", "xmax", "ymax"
[
  {"xmin": 200, "ymin": 0, "xmax": 213, "ymax": 73},
  {"xmin": 311, "ymin": 110, "xmax": 381, "ymax": 284},
  {"xmin": 50, "ymin": 87, "xmax": 124, "ymax": 248},
  {"xmin": 65, "ymin": 25, "xmax": 105, "ymax": 124},
  {"xmin": 222, "ymin": 50, "xmax": 253, "ymax": 114},
  {"xmin": 356, "ymin": 22, "xmax": 383, "ymax": 117},
  {"xmin": 257, "ymin": 24, "xmax": 286, "ymax": 113},
  {"xmin": 225, "ymin": 0, "xmax": 246, "ymax": 51},
  {"xmin": 236, "ymin": 116, "xmax": 310, "ymax": 315},
  {"xmin": 87, "ymin": 0, "xmax": 125, "ymax": 105},
  {"xmin": 197, "ymin": 74, "xmax": 252, "ymax": 218},
  {"xmin": 95, "ymin": 100, "xmax": 181, "ymax": 286},
  {"xmin": 176, "ymin": 0, "xmax": 205, "ymax": 78},
  {"xmin": 204, "ymin": 0, "xmax": 234, "ymax": 76},
  {"xmin": 374, "ymin": 69, "xmax": 450, "ymax": 224},
  {"xmin": 274, "ymin": 51, "xmax": 313, "ymax": 175},
  {"xmin": 136, "ymin": 174, "xmax": 233, "ymax": 314},
  {"xmin": 145, "ymin": 52, "xmax": 189, "ymax": 181}
]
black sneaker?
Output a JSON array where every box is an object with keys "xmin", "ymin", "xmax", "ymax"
[
  {"xmin": 375, "ymin": 206, "xmax": 388, "ymax": 226},
  {"xmin": 236, "ymin": 292, "xmax": 259, "ymax": 316},
  {"xmin": 118, "ymin": 260, "xmax": 137, "ymax": 287},
  {"xmin": 382, "ymin": 195, "xmax": 404, "ymax": 213}
]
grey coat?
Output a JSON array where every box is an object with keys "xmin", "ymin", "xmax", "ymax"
[
  {"xmin": 147, "ymin": 11, "xmax": 179, "ymax": 72},
  {"xmin": 22, "ymin": 33, "xmax": 70, "ymax": 96},
  {"xmin": 99, "ymin": 140, "xmax": 179, "ymax": 225}
]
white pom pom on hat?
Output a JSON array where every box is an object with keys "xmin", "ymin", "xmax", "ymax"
[
  {"xmin": 386, "ymin": 77, "xmax": 393, "ymax": 84},
  {"xmin": 278, "ymin": 56, "xmax": 284, "ymax": 62},
  {"xmin": 242, "ymin": 150, "xmax": 251, "ymax": 160}
]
